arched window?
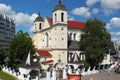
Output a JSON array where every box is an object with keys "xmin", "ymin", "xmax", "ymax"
[
  {"xmin": 39, "ymin": 23, "xmax": 42, "ymax": 29},
  {"xmin": 73, "ymin": 33, "xmax": 76, "ymax": 40},
  {"xmin": 45, "ymin": 33, "xmax": 49, "ymax": 47},
  {"xmin": 55, "ymin": 13, "xmax": 57, "ymax": 22},
  {"xmin": 61, "ymin": 13, "xmax": 64, "ymax": 22},
  {"xmin": 70, "ymin": 33, "xmax": 72, "ymax": 40}
]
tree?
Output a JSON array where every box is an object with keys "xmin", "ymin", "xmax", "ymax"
[
  {"xmin": 0, "ymin": 48, "xmax": 6, "ymax": 70},
  {"xmin": 79, "ymin": 18, "xmax": 111, "ymax": 67},
  {"xmin": 7, "ymin": 30, "xmax": 36, "ymax": 69}
]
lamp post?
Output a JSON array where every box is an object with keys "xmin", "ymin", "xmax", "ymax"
[
  {"xmin": 79, "ymin": 65, "xmax": 82, "ymax": 80},
  {"xmin": 33, "ymin": 58, "xmax": 40, "ymax": 80},
  {"xmin": 78, "ymin": 69, "xmax": 81, "ymax": 80}
]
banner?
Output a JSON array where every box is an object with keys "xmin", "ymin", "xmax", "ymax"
[{"xmin": 68, "ymin": 75, "xmax": 81, "ymax": 80}]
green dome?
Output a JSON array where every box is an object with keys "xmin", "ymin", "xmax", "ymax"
[{"xmin": 34, "ymin": 14, "xmax": 43, "ymax": 22}]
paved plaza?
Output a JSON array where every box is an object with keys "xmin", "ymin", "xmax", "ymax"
[{"xmin": 81, "ymin": 71, "xmax": 120, "ymax": 80}]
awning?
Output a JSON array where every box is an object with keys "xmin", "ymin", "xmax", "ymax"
[
  {"xmin": 37, "ymin": 50, "xmax": 52, "ymax": 58},
  {"xmin": 44, "ymin": 60, "xmax": 54, "ymax": 64}
]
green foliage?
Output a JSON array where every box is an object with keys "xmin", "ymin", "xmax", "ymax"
[
  {"xmin": 0, "ymin": 71, "xmax": 17, "ymax": 80},
  {"xmin": 119, "ymin": 46, "xmax": 120, "ymax": 51},
  {"xmin": 80, "ymin": 18, "xmax": 111, "ymax": 66},
  {"xmin": 0, "ymin": 48, "xmax": 6, "ymax": 69},
  {"xmin": 7, "ymin": 30, "xmax": 36, "ymax": 69},
  {"xmin": 84, "ymin": 60, "xmax": 90, "ymax": 69}
]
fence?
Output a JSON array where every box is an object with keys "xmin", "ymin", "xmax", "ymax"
[{"xmin": 2, "ymin": 63, "xmax": 117, "ymax": 80}]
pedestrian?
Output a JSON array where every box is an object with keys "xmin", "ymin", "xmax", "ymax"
[
  {"xmin": 90, "ymin": 76, "xmax": 93, "ymax": 80},
  {"xmin": 108, "ymin": 70, "xmax": 110, "ymax": 76},
  {"xmin": 114, "ymin": 67, "xmax": 117, "ymax": 74}
]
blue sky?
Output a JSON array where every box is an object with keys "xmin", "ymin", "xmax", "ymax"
[{"xmin": 0, "ymin": 0, "xmax": 120, "ymax": 44}]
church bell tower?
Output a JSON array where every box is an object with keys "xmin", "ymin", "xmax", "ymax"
[{"xmin": 53, "ymin": 0, "xmax": 67, "ymax": 25}]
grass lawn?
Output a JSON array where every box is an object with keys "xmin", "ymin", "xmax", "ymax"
[{"xmin": 0, "ymin": 71, "xmax": 17, "ymax": 80}]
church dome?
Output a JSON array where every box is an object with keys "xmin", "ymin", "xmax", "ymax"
[
  {"xmin": 34, "ymin": 14, "xmax": 43, "ymax": 22},
  {"xmin": 53, "ymin": 0, "xmax": 67, "ymax": 12}
]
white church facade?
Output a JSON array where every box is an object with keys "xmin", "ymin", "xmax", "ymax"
[{"xmin": 33, "ymin": 0, "xmax": 86, "ymax": 67}]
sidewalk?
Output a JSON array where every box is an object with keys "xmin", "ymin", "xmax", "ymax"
[{"xmin": 81, "ymin": 71, "xmax": 120, "ymax": 80}]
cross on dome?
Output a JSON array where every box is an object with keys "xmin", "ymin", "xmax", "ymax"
[
  {"xmin": 58, "ymin": 0, "xmax": 61, "ymax": 4},
  {"xmin": 38, "ymin": 11, "xmax": 40, "ymax": 16}
]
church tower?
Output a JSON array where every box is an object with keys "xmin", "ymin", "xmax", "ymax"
[
  {"xmin": 53, "ymin": 0, "xmax": 67, "ymax": 25},
  {"xmin": 34, "ymin": 13, "xmax": 43, "ymax": 32}
]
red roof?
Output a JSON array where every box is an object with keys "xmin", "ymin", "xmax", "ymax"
[
  {"xmin": 48, "ymin": 18, "xmax": 53, "ymax": 26},
  {"xmin": 44, "ymin": 60, "xmax": 54, "ymax": 64},
  {"xmin": 48, "ymin": 18, "xmax": 85, "ymax": 29},
  {"xmin": 37, "ymin": 50, "xmax": 52, "ymax": 58},
  {"xmin": 68, "ymin": 20, "xmax": 85, "ymax": 29}
]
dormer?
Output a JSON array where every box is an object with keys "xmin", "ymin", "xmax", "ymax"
[
  {"xmin": 34, "ymin": 14, "xmax": 43, "ymax": 32},
  {"xmin": 52, "ymin": 0, "xmax": 67, "ymax": 25}
]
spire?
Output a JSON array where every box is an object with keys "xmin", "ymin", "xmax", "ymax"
[
  {"xmin": 26, "ymin": 52, "xmax": 31, "ymax": 65},
  {"xmin": 53, "ymin": 0, "xmax": 67, "ymax": 12},
  {"xmin": 58, "ymin": 0, "xmax": 61, "ymax": 4},
  {"xmin": 34, "ymin": 11, "xmax": 43, "ymax": 22},
  {"xmin": 38, "ymin": 11, "xmax": 41, "ymax": 16}
]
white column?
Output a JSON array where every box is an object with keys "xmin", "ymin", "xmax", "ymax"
[
  {"xmin": 52, "ymin": 68, "xmax": 56, "ymax": 80},
  {"xmin": 63, "ymin": 68, "xmax": 67, "ymax": 79},
  {"xmin": 47, "ymin": 72, "xmax": 50, "ymax": 80}
]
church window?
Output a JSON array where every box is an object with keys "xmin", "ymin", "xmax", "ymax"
[
  {"xmin": 61, "ymin": 13, "xmax": 64, "ymax": 22},
  {"xmin": 45, "ymin": 33, "xmax": 49, "ymax": 47},
  {"xmin": 70, "ymin": 33, "xmax": 72, "ymax": 40},
  {"xmin": 62, "ymin": 35, "xmax": 64, "ymax": 41},
  {"xmin": 73, "ymin": 33, "xmax": 76, "ymax": 40},
  {"xmin": 61, "ymin": 27, "xmax": 64, "ymax": 30},
  {"xmin": 62, "ymin": 38, "xmax": 64, "ymax": 41},
  {"xmin": 39, "ymin": 23, "xmax": 42, "ymax": 29},
  {"xmin": 55, "ymin": 13, "xmax": 57, "ymax": 22},
  {"xmin": 55, "ymin": 38, "xmax": 57, "ymax": 40}
]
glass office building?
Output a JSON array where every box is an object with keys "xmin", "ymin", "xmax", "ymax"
[{"xmin": 0, "ymin": 14, "xmax": 15, "ymax": 51}]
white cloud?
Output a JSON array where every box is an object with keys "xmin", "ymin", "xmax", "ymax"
[
  {"xmin": 67, "ymin": 15, "xmax": 74, "ymax": 21},
  {"xmin": 0, "ymin": 3, "xmax": 15, "ymax": 17},
  {"xmin": 0, "ymin": 3, "xmax": 38, "ymax": 32},
  {"xmin": 72, "ymin": 7, "xmax": 91, "ymax": 18},
  {"xmin": 111, "ymin": 32, "xmax": 120, "ymax": 36},
  {"xmin": 29, "ymin": 26, "xmax": 35, "ymax": 32},
  {"xmin": 15, "ymin": 13, "xmax": 37, "ymax": 27},
  {"xmin": 101, "ymin": 0, "xmax": 120, "ymax": 14},
  {"xmin": 86, "ymin": 0, "xmax": 100, "ymax": 7},
  {"xmin": 111, "ymin": 38, "xmax": 119, "ymax": 42},
  {"xmin": 111, "ymin": 37, "xmax": 120, "ymax": 46},
  {"xmin": 92, "ymin": 8, "xmax": 99, "ymax": 14},
  {"xmin": 86, "ymin": 0, "xmax": 120, "ymax": 15},
  {"xmin": 106, "ymin": 17, "xmax": 120, "ymax": 29}
]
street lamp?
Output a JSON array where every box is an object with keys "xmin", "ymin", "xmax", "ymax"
[{"xmin": 33, "ymin": 58, "xmax": 40, "ymax": 80}]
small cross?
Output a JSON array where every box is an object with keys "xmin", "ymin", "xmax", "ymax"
[
  {"xmin": 38, "ymin": 11, "xmax": 41, "ymax": 16},
  {"xmin": 58, "ymin": 0, "xmax": 61, "ymax": 4}
]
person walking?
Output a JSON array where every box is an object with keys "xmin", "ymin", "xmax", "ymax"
[
  {"xmin": 108, "ymin": 70, "xmax": 110, "ymax": 76},
  {"xmin": 90, "ymin": 76, "xmax": 93, "ymax": 80}
]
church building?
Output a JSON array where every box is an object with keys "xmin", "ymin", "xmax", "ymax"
[{"xmin": 32, "ymin": 0, "xmax": 85, "ymax": 67}]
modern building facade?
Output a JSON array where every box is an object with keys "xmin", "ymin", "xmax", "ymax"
[
  {"xmin": 0, "ymin": 14, "xmax": 15, "ymax": 51},
  {"xmin": 32, "ymin": 1, "xmax": 85, "ymax": 67}
]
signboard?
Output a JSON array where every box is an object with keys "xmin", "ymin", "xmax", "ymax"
[{"xmin": 68, "ymin": 75, "xmax": 81, "ymax": 80}]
